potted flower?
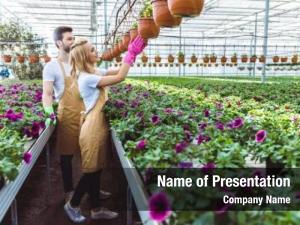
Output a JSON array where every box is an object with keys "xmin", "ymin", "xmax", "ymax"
[
  {"xmin": 141, "ymin": 53, "xmax": 148, "ymax": 63},
  {"xmin": 281, "ymin": 56, "xmax": 288, "ymax": 63},
  {"xmin": 168, "ymin": 0, "xmax": 205, "ymax": 18},
  {"xmin": 168, "ymin": 54, "xmax": 175, "ymax": 63},
  {"xmin": 115, "ymin": 55, "xmax": 122, "ymax": 63},
  {"xmin": 1, "ymin": 45, "xmax": 12, "ymax": 63},
  {"xmin": 152, "ymin": 0, "xmax": 181, "ymax": 28},
  {"xmin": 291, "ymin": 55, "xmax": 298, "ymax": 64},
  {"xmin": 178, "ymin": 52, "xmax": 185, "ymax": 63},
  {"xmin": 272, "ymin": 55, "xmax": 279, "ymax": 63},
  {"xmin": 231, "ymin": 53, "xmax": 237, "ymax": 64},
  {"xmin": 121, "ymin": 33, "xmax": 131, "ymax": 51},
  {"xmin": 259, "ymin": 55, "xmax": 266, "ymax": 63},
  {"xmin": 117, "ymin": 36, "xmax": 126, "ymax": 53},
  {"xmin": 210, "ymin": 53, "xmax": 217, "ymax": 63},
  {"xmin": 40, "ymin": 47, "xmax": 51, "ymax": 63},
  {"xmin": 129, "ymin": 22, "xmax": 138, "ymax": 42},
  {"xmin": 191, "ymin": 54, "xmax": 197, "ymax": 63},
  {"xmin": 203, "ymin": 54, "xmax": 209, "ymax": 64},
  {"xmin": 28, "ymin": 50, "xmax": 40, "ymax": 64},
  {"xmin": 138, "ymin": 0, "xmax": 160, "ymax": 39},
  {"xmin": 221, "ymin": 55, "xmax": 227, "ymax": 64},
  {"xmin": 250, "ymin": 55, "xmax": 257, "ymax": 63},
  {"xmin": 155, "ymin": 53, "xmax": 161, "ymax": 63},
  {"xmin": 241, "ymin": 54, "xmax": 248, "ymax": 63}
]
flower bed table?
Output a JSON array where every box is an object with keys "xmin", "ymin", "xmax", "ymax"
[{"xmin": 0, "ymin": 125, "xmax": 55, "ymax": 225}]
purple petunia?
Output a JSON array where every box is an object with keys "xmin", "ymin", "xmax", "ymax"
[
  {"xmin": 23, "ymin": 151, "xmax": 32, "ymax": 164},
  {"xmin": 164, "ymin": 108, "xmax": 173, "ymax": 114},
  {"xmin": 149, "ymin": 192, "xmax": 172, "ymax": 222},
  {"xmin": 201, "ymin": 162, "xmax": 216, "ymax": 172},
  {"xmin": 215, "ymin": 121, "xmax": 225, "ymax": 131},
  {"xmin": 204, "ymin": 109, "xmax": 210, "ymax": 117},
  {"xmin": 178, "ymin": 162, "xmax": 193, "ymax": 168},
  {"xmin": 255, "ymin": 130, "xmax": 267, "ymax": 143},
  {"xmin": 151, "ymin": 115, "xmax": 161, "ymax": 125},
  {"xmin": 114, "ymin": 100, "xmax": 125, "ymax": 108},
  {"xmin": 227, "ymin": 117, "xmax": 244, "ymax": 129},
  {"xmin": 136, "ymin": 140, "xmax": 147, "ymax": 150},
  {"xmin": 175, "ymin": 141, "xmax": 188, "ymax": 153},
  {"xmin": 197, "ymin": 134, "xmax": 210, "ymax": 145},
  {"xmin": 199, "ymin": 122, "xmax": 207, "ymax": 131}
]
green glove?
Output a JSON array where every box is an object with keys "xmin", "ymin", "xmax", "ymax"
[{"xmin": 44, "ymin": 106, "xmax": 57, "ymax": 126}]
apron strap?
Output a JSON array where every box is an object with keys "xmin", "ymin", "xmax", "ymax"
[{"xmin": 58, "ymin": 60, "xmax": 67, "ymax": 78}]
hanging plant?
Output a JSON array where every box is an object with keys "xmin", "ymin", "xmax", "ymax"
[
  {"xmin": 155, "ymin": 54, "xmax": 162, "ymax": 63},
  {"xmin": 221, "ymin": 56, "xmax": 227, "ymax": 64},
  {"xmin": 241, "ymin": 54, "xmax": 248, "ymax": 63},
  {"xmin": 142, "ymin": 53, "xmax": 148, "ymax": 63},
  {"xmin": 178, "ymin": 52, "xmax": 185, "ymax": 63},
  {"xmin": 250, "ymin": 55, "xmax": 257, "ymax": 63},
  {"xmin": 129, "ymin": 23, "xmax": 139, "ymax": 42},
  {"xmin": 168, "ymin": 54, "xmax": 175, "ymax": 63},
  {"xmin": 152, "ymin": 0, "xmax": 182, "ymax": 28},
  {"xmin": 210, "ymin": 53, "xmax": 217, "ymax": 63},
  {"xmin": 231, "ymin": 53, "xmax": 237, "ymax": 64},
  {"xmin": 138, "ymin": 0, "xmax": 160, "ymax": 39},
  {"xmin": 272, "ymin": 55, "xmax": 279, "ymax": 63},
  {"xmin": 259, "ymin": 55, "xmax": 266, "ymax": 63},
  {"xmin": 191, "ymin": 54, "xmax": 197, "ymax": 63},
  {"xmin": 291, "ymin": 55, "xmax": 298, "ymax": 64},
  {"xmin": 121, "ymin": 33, "xmax": 131, "ymax": 52},
  {"xmin": 280, "ymin": 56, "xmax": 288, "ymax": 63},
  {"xmin": 203, "ymin": 54, "xmax": 209, "ymax": 64},
  {"xmin": 168, "ymin": 0, "xmax": 205, "ymax": 17}
]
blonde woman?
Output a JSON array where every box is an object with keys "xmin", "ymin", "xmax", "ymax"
[{"xmin": 64, "ymin": 36, "xmax": 146, "ymax": 223}]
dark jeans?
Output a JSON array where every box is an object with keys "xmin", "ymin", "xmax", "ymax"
[
  {"xmin": 70, "ymin": 170, "xmax": 102, "ymax": 209},
  {"xmin": 60, "ymin": 155, "xmax": 74, "ymax": 193}
]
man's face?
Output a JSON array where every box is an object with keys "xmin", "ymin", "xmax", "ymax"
[{"xmin": 59, "ymin": 32, "xmax": 74, "ymax": 53}]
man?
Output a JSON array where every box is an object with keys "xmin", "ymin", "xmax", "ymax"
[{"xmin": 42, "ymin": 26, "xmax": 114, "ymax": 203}]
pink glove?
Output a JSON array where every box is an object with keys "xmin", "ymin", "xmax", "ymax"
[{"xmin": 123, "ymin": 36, "xmax": 147, "ymax": 66}]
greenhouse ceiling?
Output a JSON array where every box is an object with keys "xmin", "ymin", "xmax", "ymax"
[{"xmin": 1, "ymin": 0, "xmax": 300, "ymax": 54}]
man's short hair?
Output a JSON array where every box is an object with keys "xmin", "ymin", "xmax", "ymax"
[{"xmin": 53, "ymin": 26, "xmax": 73, "ymax": 48}]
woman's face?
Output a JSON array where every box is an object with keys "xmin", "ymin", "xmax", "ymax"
[{"xmin": 84, "ymin": 42, "xmax": 98, "ymax": 64}]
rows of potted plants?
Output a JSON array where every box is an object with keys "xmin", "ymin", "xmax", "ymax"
[
  {"xmin": 104, "ymin": 78, "xmax": 300, "ymax": 224},
  {"xmin": 0, "ymin": 82, "xmax": 46, "ymax": 186}
]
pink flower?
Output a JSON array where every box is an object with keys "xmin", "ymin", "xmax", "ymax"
[
  {"xmin": 151, "ymin": 115, "xmax": 161, "ymax": 125},
  {"xmin": 204, "ymin": 109, "xmax": 210, "ymax": 117},
  {"xmin": 255, "ymin": 130, "xmax": 267, "ymax": 143},
  {"xmin": 23, "ymin": 152, "xmax": 32, "ymax": 164},
  {"xmin": 175, "ymin": 141, "xmax": 188, "ymax": 153},
  {"xmin": 149, "ymin": 192, "xmax": 171, "ymax": 222},
  {"xmin": 136, "ymin": 140, "xmax": 147, "ymax": 150}
]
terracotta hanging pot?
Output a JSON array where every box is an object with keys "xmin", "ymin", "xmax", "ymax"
[
  {"xmin": 203, "ymin": 56, "xmax": 209, "ymax": 64},
  {"xmin": 178, "ymin": 55, "xmax": 185, "ymax": 63},
  {"xmin": 259, "ymin": 55, "xmax": 266, "ymax": 63},
  {"xmin": 250, "ymin": 56, "xmax": 257, "ymax": 63},
  {"xmin": 241, "ymin": 55, "xmax": 248, "ymax": 63},
  {"xmin": 168, "ymin": 54, "xmax": 175, "ymax": 63},
  {"xmin": 116, "ymin": 55, "xmax": 122, "ymax": 63},
  {"xmin": 17, "ymin": 55, "xmax": 26, "ymax": 63},
  {"xmin": 231, "ymin": 55, "xmax": 237, "ymax": 63},
  {"xmin": 138, "ymin": 17, "xmax": 160, "ymax": 39},
  {"xmin": 272, "ymin": 56, "xmax": 279, "ymax": 63},
  {"xmin": 191, "ymin": 55, "xmax": 197, "ymax": 63},
  {"xmin": 210, "ymin": 55, "xmax": 217, "ymax": 63},
  {"xmin": 280, "ymin": 56, "xmax": 288, "ymax": 63},
  {"xmin": 155, "ymin": 56, "xmax": 162, "ymax": 63},
  {"xmin": 291, "ymin": 55, "xmax": 298, "ymax": 64},
  {"xmin": 2, "ymin": 55, "xmax": 12, "ymax": 63},
  {"xmin": 142, "ymin": 55, "xmax": 148, "ymax": 63},
  {"xmin": 129, "ymin": 28, "xmax": 138, "ymax": 42},
  {"xmin": 122, "ymin": 33, "xmax": 131, "ymax": 51},
  {"xmin": 152, "ymin": 0, "xmax": 182, "ymax": 28},
  {"xmin": 118, "ymin": 41, "xmax": 126, "ymax": 53},
  {"xmin": 44, "ymin": 55, "xmax": 51, "ymax": 63},
  {"xmin": 221, "ymin": 56, "xmax": 227, "ymax": 64},
  {"xmin": 168, "ymin": 0, "xmax": 205, "ymax": 18},
  {"xmin": 28, "ymin": 54, "xmax": 40, "ymax": 64}
]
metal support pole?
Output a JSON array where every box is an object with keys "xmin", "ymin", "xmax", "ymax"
[
  {"xmin": 104, "ymin": 0, "xmax": 108, "ymax": 69},
  {"xmin": 249, "ymin": 34, "xmax": 254, "ymax": 76},
  {"xmin": 46, "ymin": 143, "xmax": 51, "ymax": 201},
  {"xmin": 253, "ymin": 13, "xmax": 258, "ymax": 77},
  {"xmin": 10, "ymin": 199, "xmax": 18, "ymax": 225},
  {"xmin": 179, "ymin": 26, "xmax": 182, "ymax": 77},
  {"xmin": 201, "ymin": 32, "xmax": 204, "ymax": 77},
  {"xmin": 262, "ymin": 0, "xmax": 270, "ymax": 83},
  {"xmin": 127, "ymin": 186, "xmax": 133, "ymax": 225}
]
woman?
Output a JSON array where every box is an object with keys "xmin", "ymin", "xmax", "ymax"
[{"xmin": 63, "ymin": 36, "xmax": 146, "ymax": 223}]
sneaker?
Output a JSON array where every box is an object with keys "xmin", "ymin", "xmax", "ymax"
[
  {"xmin": 100, "ymin": 190, "xmax": 111, "ymax": 200},
  {"xmin": 64, "ymin": 191, "xmax": 74, "ymax": 203},
  {"xmin": 64, "ymin": 201, "xmax": 86, "ymax": 223},
  {"xmin": 91, "ymin": 207, "xmax": 118, "ymax": 220}
]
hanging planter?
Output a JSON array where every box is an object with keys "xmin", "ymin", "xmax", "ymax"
[
  {"xmin": 118, "ymin": 41, "xmax": 126, "ymax": 53},
  {"xmin": 250, "ymin": 55, "xmax": 257, "ymax": 63},
  {"xmin": 129, "ymin": 25, "xmax": 138, "ymax": 42},
  {"xmin": 155, "ymin": 55, "xmax": 161, "ymax": 63},
  {"xmin": 231, "ymin": 54, "xmax": 237, "ymax": 64},
  {"xmin": 17, "ymin": 55, "xmax": 26, "ymax": 63},
  {"xmin": 203, "ymin": 55, "xmax": 209, "ymax": 64},
  {"xmin": 2, "ymin": 55, "xmax": 12, "ymax": 63},
  {"xmin": 280, "ymin": 56, "xmax": 288, "ymax": 63},
  {"xmin": 116, "ymin": 55, "xmax": 122, "ymax": 63},
  {"xmin": 168, "ymin": 0, "xmax": 205, "ymax": 17},
  {"xmin": 259, "ymin": 55, "xmax": 266, "ymax": 63},
  {"xmin": 152, "ymin": 0, "xmax": 182, "ymax": 28},
  {"xmin": 168, "ymin": 54, "xmax": 175, "ymax": 63},
  {"xmin": 122, "ymin": 33, "xmax": 131, "ymax": 51},
  {"xmin": 292, "ymin": 55, "xmax": 298, "ymax": 64},
  {"xmin": 210, "ymin": 54, "xmax": 217, "ymax": 63},
  {"xmin": 241, "ymin": 54, "xmax": 248, "ymax": 63},
  {"xmin": 28, "ymin": 54, "xmax": 40, "ymax": 64},
  {"xmin": 272, "ymin": 56, "xmax": 279, "ymax": 63},
  {"xmin": 191, "ymin": 54, "xmax": 198, "ymax": 63},
  {"xmin": 221, "ymin": 56, "xmax": 227, "ymax": 64},
  {"xmin": 178, "ymin": 52, "xmax": 185, "ymax": 63},
  {"xmin": 142, "ymin": 54, "xmax": 148, "ymax": 63},
  {"xmin": 139, "ymin": 1, "xmax": 160, "ymax": 39}
]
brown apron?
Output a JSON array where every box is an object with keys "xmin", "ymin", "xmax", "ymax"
[
  {"xmin": 56, "ymin": 61, "xmax": 85, "ymax": 155},
  {"xmin": 79, "ymin": 86, "xmax": 109, "ymax": 173}
]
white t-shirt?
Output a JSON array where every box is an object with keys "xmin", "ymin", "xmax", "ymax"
[
  {"xmin": 42, "ymin": 60, "xmax": 71, "ymax": 101},
  {"xmin": 78, "ymin": 69, "xmax": 108, "ymax": 114}
]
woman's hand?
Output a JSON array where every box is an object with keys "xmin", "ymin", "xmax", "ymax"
[{"xmin": 123, "ymin": 36, "xmax": 147, "ymax": 66}]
